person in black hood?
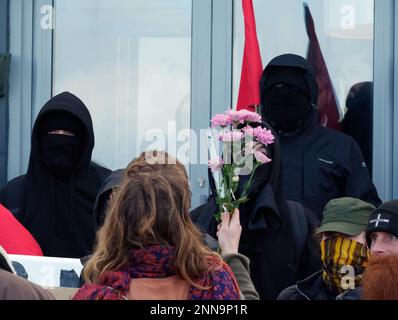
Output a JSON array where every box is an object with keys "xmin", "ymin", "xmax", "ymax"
[
  {"xmin": 191, "ymin": 121, "xmax": 321, "ymax": 300},
  {"xmin": 342, "ymin": 82, "xmax": 373, "ymax": 177},
  {"xmin": 260, "ymin": 54, "xmax": 381, "ymax": 219},
  {"xmin": 0, "ymin": 92, "xmax": 111, "ymax": 258},
  {"xmin": 93, "ymin": 169, "xmax": 124, "ymax": 229}
]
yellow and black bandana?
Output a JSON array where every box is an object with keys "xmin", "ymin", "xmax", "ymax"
[{"xmin": 321, "ymin": 236, "xmax": 369, "ymax": 295}]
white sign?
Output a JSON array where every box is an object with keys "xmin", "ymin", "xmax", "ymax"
[{"xmin": 9, "ymin": 254, "xmax": 83, "ymax": 288}]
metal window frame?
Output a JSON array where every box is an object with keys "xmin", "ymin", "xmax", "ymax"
[
  {"xmin": 373, "ymin": 0, "xmax": 396, "ymax": 202},
  {"xmin": 0, "ymin": 0, "xmax": 9, "ymax": 188},
  {"xmin": 7, "ymin": 0, "xmax": 53, "ymax": 181},
  {"xmin": 393, "ymin": 2, "xmax": 398, "ymax": 200},
  {"xmin": 189, "ymin": 0, "xmax": 233, "ymax": 208},
  {"xmin": 190, "ymin": 0, "xmax": 212, "ymax": 208},
  {"xmin": 7, "ymin": 0, "xmax": 34, "ymax": 181}
]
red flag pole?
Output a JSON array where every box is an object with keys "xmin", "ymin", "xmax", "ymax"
[{"xmin": 236, "ymin": 0, "xmax": 263, "ymax": 112}]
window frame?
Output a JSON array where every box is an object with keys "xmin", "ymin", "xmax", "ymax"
[
  {"xmin": 0, "ymin": 0, "xmax": 9, "ymax": 188},
  {"xmin": 5, "ymin": 0, "xmax": 398, "ymax": 204}
]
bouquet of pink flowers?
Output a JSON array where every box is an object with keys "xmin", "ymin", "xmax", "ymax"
[{"xmin": 208, "ymin": 109, "xmax": 275, "ymax": 221}]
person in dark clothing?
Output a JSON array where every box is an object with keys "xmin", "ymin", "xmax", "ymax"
[
  {"xmin": 342, "ymin": 82, "xmax": 373, "ymax": 177},
  {"xmin": 260, "ymin": 54, "xmax": 381, "ymax": 219},
  {"xmin": 0, "ymin": 92, "xmax": 111, "ymax": 258},
  {"xmin": 338, "ymin": 199, "xmax": 398, "ymax": 300},
  {"xmin": 278, "ymin": 197, "xmax": 374, "ymax": 300},
  {"xmin": 191, "ymin": 121, "xmax": 321, "ymax": 300},
  {"xmin": 366, "ymin": 199, "xmax": 398, "ymax": 256},
  {"xmin": 336, "ymin": 199, "xmax": 398, "ymax": 300},
  {"xmin": 93, "ymin": 169, "xmax": 124, "ymax": 229}
]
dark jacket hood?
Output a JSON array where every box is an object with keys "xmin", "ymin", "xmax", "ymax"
[
  {"xmin": 30, "ymin": 92, "xmax": 95, "ymax": 172},
  {"xmin": 260, "ymin": 54, "xmax": 319, "ymax": 107},
  {"xmin": 93, "ymin": 169, "xmax": 125, "ymax": 228}
]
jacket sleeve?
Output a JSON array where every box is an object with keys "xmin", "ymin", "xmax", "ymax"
[
  {"xmin": 0, "ymin": 269, "xmax": 55, "ymax": 300},
  {"xmin": 0, "ymin": 187, "xmax": 6, "ymax": 206},
  {"xmin": 297, "ymin": 207, "xmax": 322, "ymax": 281},
  {"xmin": 0, "ymin": 176, "xmax": 28, "ymax": 222},
  {"xmin": 345, "ymin": 140, "xmax": 382, "ymax": 208},
  {"xmin": 223, "ymin": 253, "xmax": 260, "ymax": 300},
  {"xmin": 0, "ymin": 179, "xmax": 10, "ymax": 206}
]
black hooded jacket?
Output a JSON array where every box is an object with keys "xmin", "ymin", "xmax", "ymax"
[
  {"xmin": 191, "ymin": 122, "xmax": 321, "ymax": 300},
  {"xmin": 93, "ymin": 169, "xmax": 124, "ymax": 228},
  {"xmin": 0, "ymin": 92, "xmax": 111, "ymax": 258},
  {"xmin": 260, "ymin": 54, "xmax": 381, "ymax": 219}
]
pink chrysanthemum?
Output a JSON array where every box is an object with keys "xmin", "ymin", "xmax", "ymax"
[
  {"xmin": 253, "ymin": 127, "xmax": 275, "ymax": 145},
  {"xmin": 210, "ymin": 114, "xmax": 233, "ymax": 128},
  {"xmin": 208, "ymin": 157, "xmax": 224, "ymax": 172},
  {"xmin": 226, "ymin": 110, "xmax": 262, "ymax": 124},
  {"xmin": 253, "ymin": 149, "xmax": 272, "ymax": 164}
]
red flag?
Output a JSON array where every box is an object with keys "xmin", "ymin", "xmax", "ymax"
[
  {"xmin": 0, "ymin": 204, "xmax": 43, "ymax": 256},
  {"xmin": 304, "ymin": 3, "xmax": 341, "ymax": 131},
  {"xmin": 236, "ymin": 0, "xmax": 263, "ymax": 112}
]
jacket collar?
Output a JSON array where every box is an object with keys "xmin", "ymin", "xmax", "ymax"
[{"xmin": 296, "ymin": 271, "xmax": 334, "ymax": 300}]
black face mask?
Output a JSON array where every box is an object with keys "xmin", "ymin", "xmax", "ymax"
[
  {"xmin": 262, "ymin": 84, "xmax": 311, "ymax": 133},
  {"xmin": 40, "ymin": 134, "xmax": 83, "ymax": 176}
]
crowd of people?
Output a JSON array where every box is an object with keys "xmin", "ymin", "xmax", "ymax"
[{"xmin": 0, "ymin": 54, "xmax": 397, "ymax": 300}]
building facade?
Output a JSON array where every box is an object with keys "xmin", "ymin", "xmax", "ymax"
[{"xmin": 0, "ymin": 0, "xmax": 398, "ymax": 208}]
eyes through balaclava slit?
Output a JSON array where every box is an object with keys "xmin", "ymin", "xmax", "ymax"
[{"xmin": 38, "ymin": 111, "xmax": 84, "ymax": 177}]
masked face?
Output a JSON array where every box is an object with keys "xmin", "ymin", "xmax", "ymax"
[
  {"xmin": 40, "ymin": 133, "xmax": 83, "ymax": 176},
  {"xmin": 262, "ymin": 83, "xmax": 311, "ymax": 133},
  {"xmin": 321, "ymin": 236, "xmax": 369, "ymax": 295}
]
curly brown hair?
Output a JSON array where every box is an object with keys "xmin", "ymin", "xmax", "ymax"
[{"xmin": 83, "ymin": 151, "xmax": 221, "ymax": 288}]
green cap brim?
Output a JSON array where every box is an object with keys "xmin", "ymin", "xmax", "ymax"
[{"xmin": 315, "ymin": 221, "xmax": 365, "ymax": 236}]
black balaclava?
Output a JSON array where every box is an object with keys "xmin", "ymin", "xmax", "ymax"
[
  {"xmin": 38, "ymin": 111, "xmax": 84, "ymax": 177},
  {"xmin": 261, "ymin": 66, "xmax": 311, "ymax": 133}
]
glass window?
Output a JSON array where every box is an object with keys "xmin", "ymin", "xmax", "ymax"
[
  {"xmin": 233, "ymin": 0, "xmax": 374, "ymax": 175},
  {"xmin": 53, "ymin": 0, "xmax": 192, "ymax": 170}
]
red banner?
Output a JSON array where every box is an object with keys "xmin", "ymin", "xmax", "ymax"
[{"xmin": 236, "ymin": 0, "xmax": 263, "ymax": 112}]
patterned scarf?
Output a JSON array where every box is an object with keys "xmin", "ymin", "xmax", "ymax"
[
  {"xmin": 321, "ymin": 236, "xmax": 369, "ymax": 295},
  {"xmin": 73, "ymin": 245, "xmax": 240, "ymax": 300}
]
